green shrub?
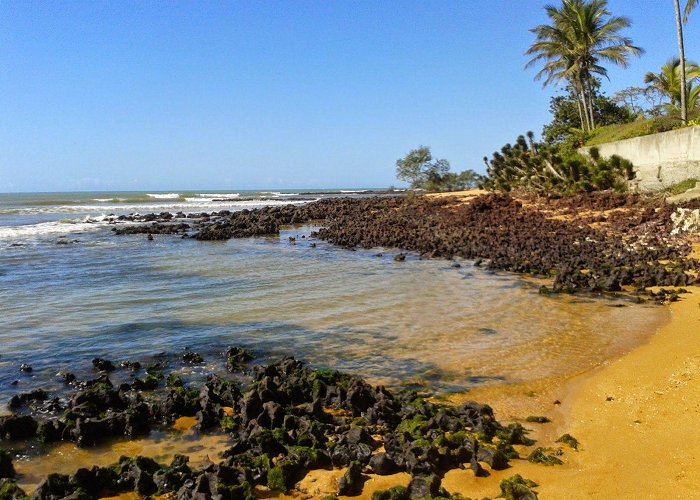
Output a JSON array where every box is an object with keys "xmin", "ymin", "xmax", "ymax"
[{"xmin": 483, "ymin": 132, "xmax": 635, "ymax": 195}]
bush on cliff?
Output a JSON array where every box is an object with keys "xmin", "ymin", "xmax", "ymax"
[{"xmin": 482, "ymin": 131, "xmax": 634, "ymax": 195}]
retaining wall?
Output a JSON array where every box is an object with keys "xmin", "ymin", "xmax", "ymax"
[{"xmin": 581, "ymin": 125, "xmax": 700, "ymax": 191}]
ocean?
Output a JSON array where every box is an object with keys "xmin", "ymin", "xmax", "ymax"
[{"xmin": 0, "ymin": 189, "xmax": 666, "ymax": 404}]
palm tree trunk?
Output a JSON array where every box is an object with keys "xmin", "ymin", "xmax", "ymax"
[
  {"xmin": 577, "ymin": 81, "xmax": 591, "ymax": 132},
  {"xmin": 573, "ymin": 86, "xmax": 586, "ymax": 131},
  {"xmin": 586, "ymin": 78, "xmax": 596, "ymax": 129},
  {"xmin": 675, "ymin": 0, "xmax": 688, "ymax": 123}
]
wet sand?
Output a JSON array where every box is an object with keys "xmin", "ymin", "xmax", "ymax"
[
  {"xmin": 530, "ymin": 286, "xmax": 700, "ymax": 498},
  {"xmin": 301, "ymin": 286, "xmax": 697, "ymax": 500}
]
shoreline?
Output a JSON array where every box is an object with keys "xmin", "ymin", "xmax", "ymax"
[
  {"xmin": 275, "ymin": 286, "xmax": 697, "ymax": 499},
  {"xmin": 530, "ymin": 285, "xmax": 700, "ymax": 498},
  {"xmin": 3, "ymin": 190, "xmax": 700, "ymax": 498},
  {"xmin": 8, "ymin": 289, "xmax": 685, "ymax": 499}
]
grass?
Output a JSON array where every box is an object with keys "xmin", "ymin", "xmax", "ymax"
[
  {"xmin": 665, "ymin": 178, "xmax": 699, "ymax": 196},
  {"xmin": 585, "ymin": 116, "xmax": 681, "ymax": 146}
]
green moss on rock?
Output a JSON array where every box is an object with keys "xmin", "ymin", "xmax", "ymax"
[
  {"xmin": 527, "ymin": 447, "xmax": 563, "ymax": 466},
  {"xmin": 500, "ymin": 474, "xmax": 538, "ymax": 500},
  {"xmin": 371, "ymin": 485, "xmax": 410, "ymax": 500},
  {"xmin": 555, "ymin": 433, "xmax": 579, "ymax": 450}
]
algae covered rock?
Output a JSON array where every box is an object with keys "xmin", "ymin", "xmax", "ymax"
[
  {"xmin": 556, "ymin": 433, "xmax": 579, "ymax": 450},
  {"xmin": 267, "ymin": 460, "xmax": 303, "ymax": 492},
  {"xmin": 372, "ymin": 485, "xmax": 410, "ymax": 500},
  {"xmin": 0, "ymin": 479, "xmax": 28, "ymax": 500},
  {"xmin": 337, "ymin": 460, "xmax": 363, "ymax": 496},
  {"xmin": 527, "ymin": 447, "xmax": 563, "ymax": 466},
  {"xmin": 500, "ymin": 474, "xmax": 538, "ymax": 500},
  {"xmin": 525, "ymin": 416, "xmax": 550, "ymax": 424}
]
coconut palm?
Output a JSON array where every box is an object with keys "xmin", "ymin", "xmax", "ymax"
[
  {"xmin": 644, "ymin": 57, "xmax": 700, "ymax": 113},
  {"xmin": 677, "ymin": 0, "xmax": 698, "ymax": 123},
  {"xmin": 526, "ymin": 0, "xmax": 643, "ymax": 133}
]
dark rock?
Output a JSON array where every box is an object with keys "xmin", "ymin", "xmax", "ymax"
[
  {"xmin": 407, "ymin": 474, "xmax": 440, "ymax": 499},
  {"xmin": 477, "ymin": 445, "xmax": 510, "ymax": 470},
  {"xmin": 182, "ymin": 351, "xmax": 203, "ymax": 364},
  {"xmin": 369, "ymin": 453, "xmax": 399, "ymax": 475},
  {"xmin": 0, "ymin": 415, "xmax": 37, "ymax": 440},
  {"xmin": 344, "ymin": 426, "xmax": 376, "ymax": 447},
  {"xmin": 500, "ymin": 474, "xmax": 538, "ymax": 500},
  {"xmin": 225, "ymin": 347, "xmax": 254, "ymax": 372},
  {"xmin": 371, "ymin": 486, "xmax": 410, "ymax": 500},
  {"xmin": 8, "ymin": 389, "xmax": 48, "ymax": 410},
  {"xmin": 469, "ymin": 457, "xmax": 489, "ymax": 477},
  {"xmin": 266, "ymin": 460, "xmax": 303, "ymax": 492},
  {"xmin": 0, "ymin": 449, "xmax": 15, "ymax": 478},
  {"xmin": 91, "ymin": 358, "xmax": 116, "ymax": 372},
  {"xmin": 32, "ymin": 473, "xmax": 71, "ymax": 499},
  {"xmin": 337, "ymin": 460, "xmax": 363, "ymax": 496},
  {"xmin": 525, "ymin": 416, "xmax": 551, "ymax": 424},
  {"xmin": 36, "ymin": 420, "xmax": 65, "ymax": 444},
  {"xmin": 527, "ymin": 447, "xmax": 563, "ymax": 466}
]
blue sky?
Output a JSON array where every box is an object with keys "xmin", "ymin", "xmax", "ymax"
[{"xmin": 0, "ymin": 1, "xmax": 698, "ymax": 192}]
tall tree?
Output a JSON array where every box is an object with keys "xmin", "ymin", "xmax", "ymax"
[
  {"xmin": 526, "ymin": 0, "xmax": 643, "ymax": 132},
  {"xmin": 644, "ymin": 57, "xmax": 700, "ymax": 113},
  {"xmin": 676, "ymin": 0, "xmax": 689, "ymax": 123},
  {"xmin": 543, "ymin": 80, "xmax": 633, "ymax": 144},
  {"xmin": 677, "ymin": 0, "xmax": 698, "ymax": 123}
]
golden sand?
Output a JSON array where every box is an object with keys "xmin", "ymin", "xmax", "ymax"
[{"xmin": 439, "ymin": 287, "xmax": 700, "ymax": 499}]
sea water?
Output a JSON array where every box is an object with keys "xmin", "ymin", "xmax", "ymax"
[{"xmin": 0, "ymin": 190, "xmax": 667, "ymax": 403}]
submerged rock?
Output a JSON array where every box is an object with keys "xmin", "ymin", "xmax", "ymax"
[{"xmin": 0, "ymin": 449, "xmax": 15, "ymax": 478}]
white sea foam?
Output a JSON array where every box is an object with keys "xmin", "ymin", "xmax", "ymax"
[
  {"xmin": 261, "ymin": 192, "xmax": 300, "ymax": 197},
  {"xmin": 0, "ymin": 219, "xmax": 111, "ymax": 241},
  {"xmin": 340, "ymin": 190, "xmax": 369, "ymax": 193},
  {"xmin": 1, "ymin": 198, "xmax": 319, "ymax": 218},
  {"xmin": 146, "ymin": 193, "xmax": 181, "ymax": 199},
  {"xmin": 195, "ymin": 193, "xmax": 240, "ymax": 198}
]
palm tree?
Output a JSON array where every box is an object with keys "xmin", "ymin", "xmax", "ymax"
[
  {"xmin": 644, "ymin": 58, "xmax": 700, "ymax": 114},
  {"xmin": 526, "ymin": 0, "xmax": 643, "ymax": 133},
  {"xmin": 677, "ymin": 0, "xmax": 698, "ymax": 123}
]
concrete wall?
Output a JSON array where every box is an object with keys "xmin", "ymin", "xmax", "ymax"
[{"xmin": 581, "ymin": 125, "xmax": 700, "ymax": 192}]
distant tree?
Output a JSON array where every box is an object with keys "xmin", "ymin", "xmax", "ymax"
[
  {"xmin": 395, "ymin": 146, "xmax": 483, "ymax": 192},
  {"xmin": 436, "ymin": 170, "xmax": 484, "ymax": 191},
  {"xmin": 543, "ymin": 81, "xmax": 633, "ymax": 145},
  {"xmin": 396, "ymin": 146, "xmax": 448, "ymax": 190},
  {"xmin": 526, "ymin": 0, "xmax": 643, "ymax": 132},
  {"xmin": 613, "ymin": 86, "xmax": 666, "ymax": 117}
]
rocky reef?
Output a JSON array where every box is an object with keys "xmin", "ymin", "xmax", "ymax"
[
  {"xmin": 0, "ymin": 350, "xmax": 544, "ymax": 499},
  {"xmin": 113, "ymin": 192, "xmax": 700, "ymax": 294}
]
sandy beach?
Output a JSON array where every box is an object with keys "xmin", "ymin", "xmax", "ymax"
[
  {"xmin": 436, "ymin": 192, "xmax": 700, "ymax": 499},
  {"xmin": 275, "ymin": 286, "xmax": 700, "ymax": 499},
  {"xmin": 284, "ymin": 194, "xmax": 700, "ymax": 499}
]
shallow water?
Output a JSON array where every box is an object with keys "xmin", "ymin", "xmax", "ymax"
[
  {"xmin": 0, "ymin": 191, "xmax": 668, "ymax": 489},
  {"xmin": 0, "ymin": 224, "xmax": 665, "ymax": 397}
]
